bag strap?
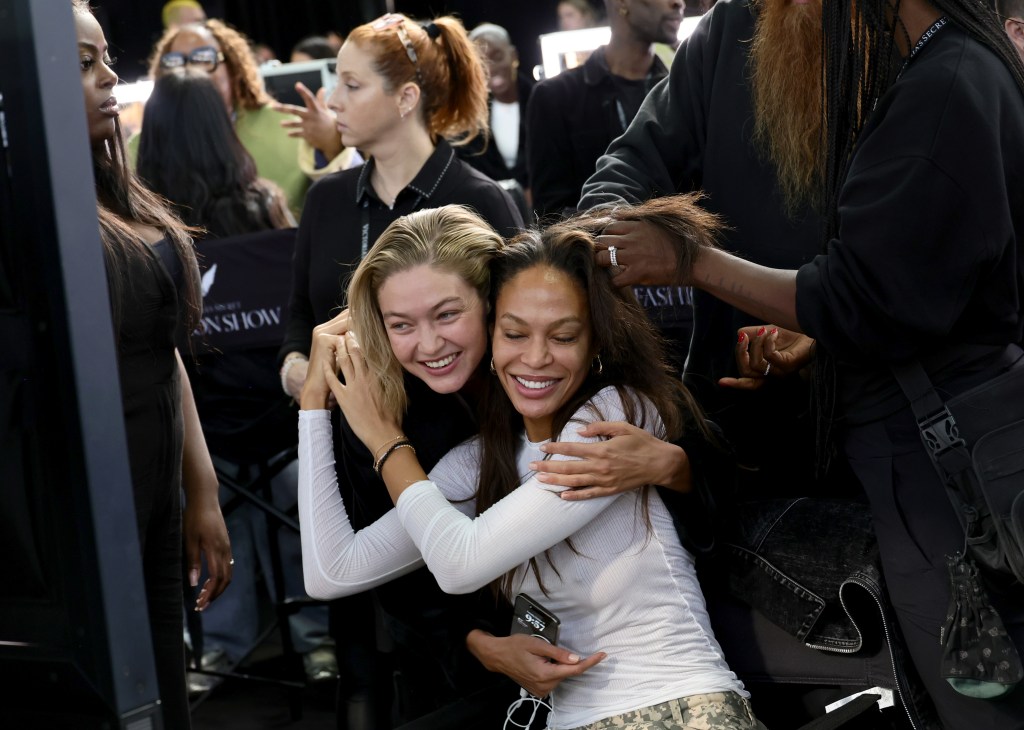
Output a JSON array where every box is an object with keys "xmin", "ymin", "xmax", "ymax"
[{"xmin": 890, "ymin": 360, "xmax": 972, "ymax": 480}]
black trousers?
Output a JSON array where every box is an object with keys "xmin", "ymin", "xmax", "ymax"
[{"xmin": 844, "ymin": 408, "xmax": 1024, "ymax": 729}]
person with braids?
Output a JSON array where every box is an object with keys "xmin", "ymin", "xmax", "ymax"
[
  {"xmin": 72, "ymin": 2, "xmax": 232, "ymax": 726},
  {"xmin": 133, "ymin": 19, "xmax": 353, "ymax": 216},
  {"xmin": 298, "ymin": 203, "xmax": 764, "ymax": 730},
  {"xmin": 587, "ymin": 0, "xmax": 1024, "ymax": 724}
]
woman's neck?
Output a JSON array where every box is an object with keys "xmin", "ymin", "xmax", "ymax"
[
  {"xmin": 892, "ymin": 0, "xmax": 944, "ymax": 56},
  {"xmin": 368, "ymin": 127, "xmax": 436, "ymax": 206}
]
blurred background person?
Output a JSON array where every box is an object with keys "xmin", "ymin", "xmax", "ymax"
[
  {"xmin": 456, "ymin": 22, "xmax": 533, "ymax": 218},
  {"xmin": 138, "ymin": 68, "xmax": 293, "ymax": 235},
  {"xmin": 251, "ymin": 41, "xmax": 277, "ymax": 65},
  {"xmin": 135, "ymin": 19, "xmax": 352, "ymax": 217},
  {"xmin": 558, "ymin": 0, "xmax": 600, "ymax": 30},
  {"xmin": 290, "ymin": 34, "xmax": 336, "ymax": 63},
  {"xmin": 162, "ymin": 0, "xmax": 205, "ymax": 30}
]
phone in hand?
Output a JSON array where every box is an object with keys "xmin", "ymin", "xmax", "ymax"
[{"xmin": 510, "ymin": 593, "xmax": 560, "ymax": 645}]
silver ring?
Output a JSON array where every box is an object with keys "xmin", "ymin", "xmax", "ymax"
[
  {"xmin": 763, "ymin": 362, "xmax": 771, "ymax": 377},
  {"xmin": 608, "ymin": 246, "xmax": 619, "ymax": 268}
]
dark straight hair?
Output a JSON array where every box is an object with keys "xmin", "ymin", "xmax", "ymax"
[
  {"xmin": 137, "ymin": 69, "xmax": 275, "ymax": 238},
  {"xmin": 72, "ymin": 0, "xmax": 201, "ymax": 337}
]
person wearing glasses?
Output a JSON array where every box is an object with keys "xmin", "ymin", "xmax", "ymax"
[
  {"xmin": 277, "ymin": 12, "xmax": 523, "ymax": 727},
  {"xmin": 997, "ymin": 0, "xmax": 1024, "ymax": 58},
  {"xmin": 131, "ymin": 20, "xmax": 353, "ymax": 216}
]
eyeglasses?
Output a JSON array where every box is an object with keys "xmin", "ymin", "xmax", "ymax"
[
  {"xmin": 372, "ymin": 14, "xmax": 422, "ymax": 83},
  {"xmin": 159, "ymin": 45, "xmax": 225, "ymax": 74}
]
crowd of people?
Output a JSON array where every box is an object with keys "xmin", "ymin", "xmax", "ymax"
[{"xmin": 71, "ymin": 0, "xmax": 1024, "ymax": 727}]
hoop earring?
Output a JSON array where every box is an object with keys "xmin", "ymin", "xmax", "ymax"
[
  {"xmin": 489, "ymin": 358, "xmax": 496, "ymax": 375},
  {"xmin": 592, "ymin": 355, "xmax": 603, "ymax": 375}
]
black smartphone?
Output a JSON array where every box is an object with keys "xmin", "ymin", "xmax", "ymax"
[{"xmin": 510, "ymin": 593, "xmax": 560, "ymax": 645}]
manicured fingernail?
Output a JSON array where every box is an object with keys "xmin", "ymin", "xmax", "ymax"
[
  {"xmin": 190, "ymin": 569, "xmax": 199, "ymax": 587},
  {"xmin": 529, "ymin": 462, "xmax": 539, "ymax": 470},
  {"xmin": 770, "ymin": 327, "xmax": 779, "ymax": 335},
  {"xmin": 757, "ymin": 326, "xmax": 766, "ymax": 336},
  {"xmin": 738, "ymin": 332, "xmax": 746, "ymax": 343},
  {"xmin": 568, "ymin": 654, "xmax": 580, "ymax": 663}
]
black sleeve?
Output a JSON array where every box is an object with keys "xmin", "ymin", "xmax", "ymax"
[
  {"xmin": 458, "ymin": 169, "xmax": 525, "ymax": 238},
  {"xmin": 657, "ymin": 419, "xmax": 737, "ymax": 559},
  {"xmin": 526, "ymin": 76, "xmax": 580, "ymax": 220},
  {"xmin": 277, "ymin": 179, "xmax": 320, "ymax": 367}
]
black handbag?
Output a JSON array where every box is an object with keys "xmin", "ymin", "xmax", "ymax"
[
  {"xmin": 891, "ymin": 353, "xmax": 1024, "ymax": 698},
  {"xmin": 891, "ymin": 355, "xmax": 1024, "ymax": 583}
]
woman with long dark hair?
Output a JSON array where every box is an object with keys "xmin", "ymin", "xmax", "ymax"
[
  {"xmin": 137, "ymin": 68, "xmax": 294, "ymax": 237},
  {"xmin": 73, "ymin": 3, "xmax": 231, "ymax": 725},
  {"xmin": 596, "ymin": 0, "xmax": 1024, "ymax": 724}
]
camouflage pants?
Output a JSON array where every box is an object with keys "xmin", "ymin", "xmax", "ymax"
[{"xmin": 565, "ymin": 691, "xmax": 768, "ymax": 730}]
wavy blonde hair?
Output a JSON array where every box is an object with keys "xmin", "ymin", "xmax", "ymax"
[
  {"xmin": 148, "ymin": 19, "xmax": 271, "ymax": 110},
  {"xmin": 347, "ymin": 205, "xmax": 502, "ymax": 420}
]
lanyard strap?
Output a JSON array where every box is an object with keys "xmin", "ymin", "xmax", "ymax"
[
  {"xmin": 360, "ymin": 192, "xmax": 426, "ymax": 260},
  {"xmin": 360, "ymin": 199, "xmax": 371, "ymax": 259},
  {"xmin": 899, "ymin": 16, "xmax": 948, "ymax": 77}
]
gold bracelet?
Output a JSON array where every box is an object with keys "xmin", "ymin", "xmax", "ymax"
[
  {"xmin": 372, "ymin": 435, "xmax": 407, "ymax": 463},
  {"xmin": 374, "ymin": 441, "xmax": 416, "ymax": 476}
]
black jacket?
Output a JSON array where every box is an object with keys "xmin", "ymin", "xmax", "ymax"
[{"xmin": 527, "ymin": 46, "xmax": 667, "ymax": 221}]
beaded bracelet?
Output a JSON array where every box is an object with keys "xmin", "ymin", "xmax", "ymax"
[
  {"xmin": 372, "ymin": 435, "xmax": 408, "ymax": 463},
  {"xmin": 374, "ymin": 441, "xmax": 416, "ymax": 476}
]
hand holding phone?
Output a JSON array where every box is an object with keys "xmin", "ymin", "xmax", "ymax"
[{"xmin": 511, "ymin": 593, "xmax": 560, "ymax": 645}]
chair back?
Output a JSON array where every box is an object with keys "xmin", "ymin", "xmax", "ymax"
[
  {"xmin": 193, "ymin": 228, "xmax": 297, "ymax": 355},
  {"xmin": 189, "ymin": 228, "xmax": 299, "ymax": 462}
]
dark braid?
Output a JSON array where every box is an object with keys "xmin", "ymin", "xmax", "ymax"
[{"xmin": 813, "ymin": 0, "xmax": 1024, "ymax": 473}]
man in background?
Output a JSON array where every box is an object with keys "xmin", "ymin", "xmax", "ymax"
[{"xmin": 997, "ymin": 0, "xmax": 1024, "ymax": 58}]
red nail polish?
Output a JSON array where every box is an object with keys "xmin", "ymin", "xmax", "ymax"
[
  {"xmin": 757, "ymin": 326, "xmax": 766, "ymax": 337},
  {"xmin": 770, "ymin": 327, "xmax": 779, "ymax": 335},
  {"xmin": 738, "ymin": 332, "xmax": 746, "ymax": 343}
]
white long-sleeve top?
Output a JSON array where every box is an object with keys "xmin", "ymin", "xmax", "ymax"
[{"xmin": 298, "ymin": 387, "xmax": 744, "ymax": 728}]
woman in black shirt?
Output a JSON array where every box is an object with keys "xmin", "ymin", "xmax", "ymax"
[{"xmin": 279, "ymin": 13, "xmax": 523, "ymax": 396}]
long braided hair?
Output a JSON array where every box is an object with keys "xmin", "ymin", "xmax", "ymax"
[{"xmin": 812, "ymin": 0, "xmax": 1024, "ymax": 471}]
